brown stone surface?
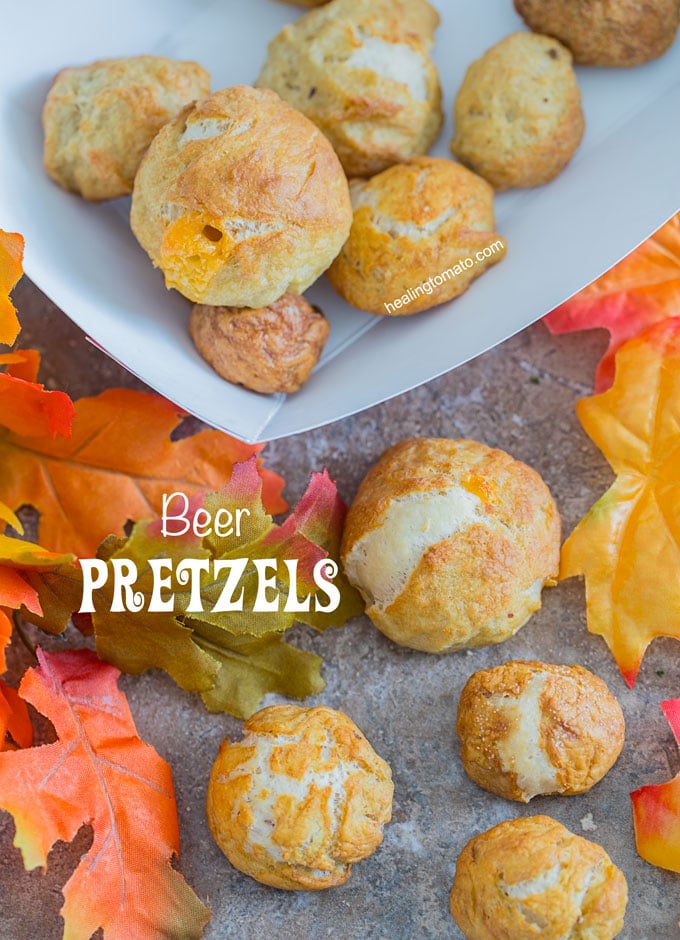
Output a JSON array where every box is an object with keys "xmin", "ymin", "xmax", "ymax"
[{"xmin": 1, "ymin": 277, "xmax": 679, "ymax": 938}]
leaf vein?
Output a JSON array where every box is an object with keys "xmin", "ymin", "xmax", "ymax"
[
  {"xmin": 37, "ymin": 739, "xmax": 78, "ymax": 791},
  {"xmin": 41, "ymin": 654, "xmax": 126, "ymax": 909},
  {"xmin": 95, "ymin": 754, "xmax": 170, "ymax": 799}
]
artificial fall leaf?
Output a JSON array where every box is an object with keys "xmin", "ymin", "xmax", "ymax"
[
  {"xmin": 18, "ymin": 565, "xmax": 85, "ymax": 639},
  {"xmin": 0, "ymin": 498, "xmax": 19, "ymax": 529},
  {"xmin": 0, "ymin": 566, "xmax": 40, "ymax": 661},
  {"xmin": 0, "ymin": 349, "xmax": 75, "ymax": 438},
  {"xmin": 0, "ymin": 496, "xmax": 75, "ymax": 572},
  {"xmin": 0, "ymin": 230, "xmax": 24, "ymax": 347},
  {"xmin": 0, "ymin": 386, "xmax": 286, "ymax": 557},
  {"xmin": 259, "ymin": 466, "xmax": 360, "ymax": 633},
  {"xmin": 0, "ymin": 555, "xmax": 76, "ymax": 671},
  {"xmin": 560, "ymin": 318, "xmax": 680, "ymax": 686},
  {"xmin": 0, "ymin": 606, "xmax": 11, "ymax": 669},
  {"xmin": 0, "ymin": 648, "xmax": 210, "ymax": 939},
  {"xmin": 29, "ymin": 459, "xmax": 363, "ymax": 719},
  {"xmin": 0, "ymin": 681, "xmax": 32, "ymax": 750},
  {"xmin": 0, "ymin": 501, "xmax": 33, "ymax": 744},
  {"xmin": 631, "ymin": 699, "xmax": 680, "ymax": 873},
  {"xmin": 0, "ymin": 497, "xmax": 75, "ymax": 669},
  {"xmin": 0, "ymin": 493, "xmax": 71, "ymax": 752},
  {"xmin": 198, "ymin": 632, "xmax": 325, "ymax": 718},
  {"xmin": 544, "ymin": 211, "xmax": 680, "ymax": 391},
  {"xmin": 0, "ymin": 347, "xmax": 40, "ymax": 382}
]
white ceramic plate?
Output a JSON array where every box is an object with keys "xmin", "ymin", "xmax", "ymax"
[{"xmin": 2, "ymin": 1, "xmax": 680, "ymax": 442}]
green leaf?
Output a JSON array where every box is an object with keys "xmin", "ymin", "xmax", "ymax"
[
  {"xmin": 194, "ymin": 630, "xmax": 324, "ymax": 719},
  {"xmin": 27, "ymin": 458, "xmax": 362, "ymax": 718}
]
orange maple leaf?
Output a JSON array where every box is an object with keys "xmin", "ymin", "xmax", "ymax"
[
  {"xmin": 0, "ymin": 350, "xmax": 75, "ymax": 438},
  {"xmin": 0, "ymin": 230, "xmax": 24, "ymax": 347},
  {"xmin": 0, "ymin": 681, "xmax": 32, "ymax": 751},
  {"xmin": 0, "ymin": 498, "xmax": 76, "ymax": 649},
  {"xmin": 0, "ymin": 387, "xmax": 286, "ymax": 557},
  {"xmin": 0, "ymin": 566, "xmax": 41, "ymax": 660},
  {"xmin": 545, "ymin": 211, "xmax": 680, "ymax": 391},
  {"xmin": 0, "ymin": 605, "xmax": 11, "ymax": 669},
  {"xmin": 0, "ymin": 525, "xmax": 32, "ymax": 752},
  {"xmin": 0, "ymin": 648, "xmax": 210, "ymax": 938},
  {"xmin": 0, "ymin": 347, "xmax": 40, "ymax": 382},
  {"xmin": 0, "ymin": 499, "xmax": 73, "ymax": 751},
  {"xmin": 0, "ymin": 562, "xmax": 31, "ymax": 752},
  {"xmin": 560, "ymin": 319, "xmax": 680, "ymax": 686},
  {"xmin": 631, "ymin": 699, "xmax": 680, "ymax": 873}
]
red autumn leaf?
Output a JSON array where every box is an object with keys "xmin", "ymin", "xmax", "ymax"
[
  {"xmin": 544, "ymin": 211, "xmax": 680, "ymax": 391},
  {"xmin": 0, "ymin": 648, "xmax": 210, "ymax": 938},
  {"xmin": 0, "ymin": 230, "xmax": 24, "ymax": 347},
  {"xmin": 0, "ymin": 350, "xmax": 75, "ymax": 438},
  {"xmin": 268, "ymin": 466, "xmax": 346, "ymax": 550},
  {"xmin": 0, "ymin": 387, "xmax": 286, "ymax": 557},
  {"xmin": 631, "ymin": 699, "xmax": 680, "ymax": 873}
]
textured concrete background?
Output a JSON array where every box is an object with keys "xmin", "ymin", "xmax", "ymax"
[{"xmin": 1, "ymin": 278, "xmax": 679, "ymax": 939}]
